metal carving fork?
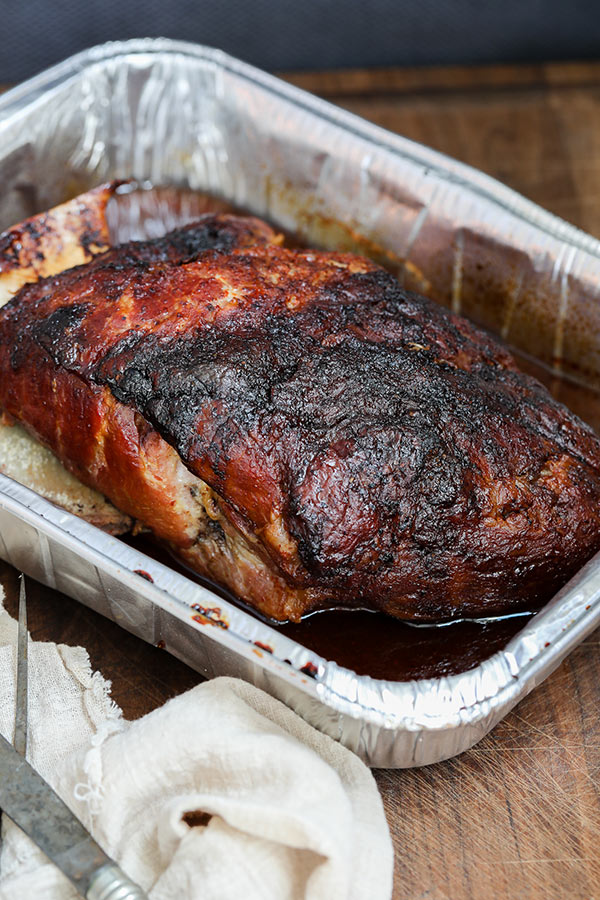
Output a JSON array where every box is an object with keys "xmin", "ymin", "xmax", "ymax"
[{"xmin": 0, "ymin": 575, "xmax": 148, "ymax": 899}]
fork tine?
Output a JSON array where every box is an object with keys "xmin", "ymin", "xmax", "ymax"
[{"xmin": 13, "ymin": 575, "xmax": 28, "ymax": 758}]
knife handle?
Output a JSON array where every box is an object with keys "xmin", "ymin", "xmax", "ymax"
[{"xmin": 86, "ymin": 862, "xmax": 148, "ymax": 900}]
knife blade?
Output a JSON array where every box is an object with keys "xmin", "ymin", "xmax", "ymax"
[
  {"xmin": 0, "ymin": 576, "xmax": 147, "ymax": 900},
  {"xmin": 0, "ymin": 724, "xmax": 147, "ymax": 900},
  {"xmin": 14, "ymin": 574, "xmax": 28, "ymax": 758}
]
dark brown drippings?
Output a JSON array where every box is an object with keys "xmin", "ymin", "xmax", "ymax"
[
  {"xmin": 280, "ymin": 608, "xmax": 533, "ymax": 679},
  {"xmin": 134, "ymin": 568, "xmax": 154, "ymax": 582},
  {"xmin": 126, "ymin": 532, "xmax": 533, "ymax": 680}
]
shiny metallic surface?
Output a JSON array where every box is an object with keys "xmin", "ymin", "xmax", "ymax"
[
  {"xmin": 13, "ymin": 575, "xmax": 28, "ymax": 757},
  {"xmin": 1, "ymin": 39, "xmax": 600, "ymax": 767},
  {"xmin": 86, "ymin": 863, "xmax": 148, "ymax": 900},
  {"xmin": 0, "ymin": 733, "xmax": 147, "ymax": 897},
  {"xmin": 0, "ymin": 732, "xmax": 110, "ymax": 893}
]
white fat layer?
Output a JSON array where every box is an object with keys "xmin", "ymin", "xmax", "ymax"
[{"xmin": 0, "ymin": 421, "xmax": 131, "ymax": 533}]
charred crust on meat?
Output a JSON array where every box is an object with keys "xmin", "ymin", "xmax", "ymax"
[
  {"xmin": 2, "ymin": 232, "xmax": 600, "ymax": 621},
  {"xmin": 32, "ymin": 304, "xmax": 91, "ymax": 353},
  {"xmin": 78, "ymin": 225, "xmax": 106, "ymax": 254}
]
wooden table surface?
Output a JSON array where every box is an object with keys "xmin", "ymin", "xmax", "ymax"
[{"xmin": 2, "ymin": 60, "xmax": 600, "ymax": 899}]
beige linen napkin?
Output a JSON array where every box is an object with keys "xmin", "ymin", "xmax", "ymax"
[{"xmin": 0, "ymin": 587, "xmax": 393, "ymax": 899}]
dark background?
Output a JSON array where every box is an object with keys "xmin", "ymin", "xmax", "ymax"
[{"xmin": 2, "ymin": 0, "xmax": 600, "ymax": 82}]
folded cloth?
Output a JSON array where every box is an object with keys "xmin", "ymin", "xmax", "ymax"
[{"xmin": 0, "ymin": 588, "xmax": 393, "ymax": 899}]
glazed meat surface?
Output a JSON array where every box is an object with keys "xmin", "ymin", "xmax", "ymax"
[
  {"xmin": 0, "ymin": 200, "xmax": 279, "ymax": 535},
  {"xmin": 2, "ymin": 215, "xmax": 600, "ymax": 622}
]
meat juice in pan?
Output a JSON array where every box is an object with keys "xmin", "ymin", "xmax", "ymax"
[{"xmin": 104, "ymin": 185, "xmax": 600, "ymax": 682}]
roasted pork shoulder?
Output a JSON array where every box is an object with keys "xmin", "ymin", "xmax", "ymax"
[{"xmin": 1, "ymin": 194, "xmax": 600, "ymax": 622}]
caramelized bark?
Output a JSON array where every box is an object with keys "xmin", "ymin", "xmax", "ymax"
[
  {"xmin": 2, "ymin": 239, "xmax": 600, "ymax": 621},
  {"xmin": 0, "ymin": 210, "xmax": 279, "ymax": 538}
]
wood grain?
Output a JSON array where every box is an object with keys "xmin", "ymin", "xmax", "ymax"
[{"xmin": 3, "ymin": 61, "xmax": 600, "ymax": 899}]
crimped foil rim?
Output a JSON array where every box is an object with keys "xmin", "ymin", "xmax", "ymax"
[{"xmin": 3, "ymin": 37, "xmax": 600, "ymax": 260}]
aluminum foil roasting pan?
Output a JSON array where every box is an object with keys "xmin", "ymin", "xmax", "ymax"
[{"xmin": 1, "ymin": 39, "xmax": 600, "ymax": 768}]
